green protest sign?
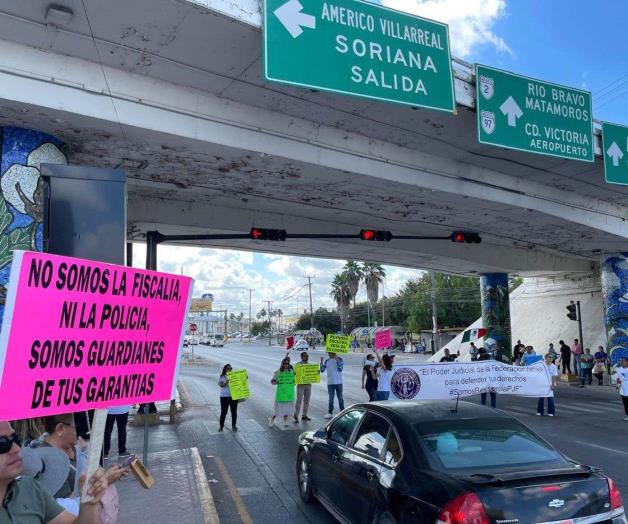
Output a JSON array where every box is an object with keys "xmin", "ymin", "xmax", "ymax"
[
  {"xmin": 326, "ymin": 334, "xmax": 351, "ymax": 354},
  {"xmin": 264, "ymin": 0, "xmax": 455, "ymax": 111},
  {"xmin": 295, "ymin": 363, "xmax": 321, "ymax": 384},
  {"xmin": 276, "ymin": 371, "xmax": 295, "ymax": 402},
  {"xmin": 227, "ymin": 369, "xmax": 250, "ymax": 400}
]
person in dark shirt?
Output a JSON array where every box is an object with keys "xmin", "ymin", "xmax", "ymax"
[
  {"xmin": 477, "ymin": 348, "xmax": 496, "ymax": 408},
  {"xmin": 439, "ymin": 348, "xmax": 457, "ymax": 362},
  {"xmin": 558, "ymin": 340, "xmax": 572, "ymax": 374}
]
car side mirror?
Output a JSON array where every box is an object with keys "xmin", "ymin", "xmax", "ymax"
[{"xmin": 314, "ymin": 429, "xmax": 326, "ymax": 439}]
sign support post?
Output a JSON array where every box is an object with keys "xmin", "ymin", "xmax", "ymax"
[{"xmin": 144, "ymin": 231, "xmax": 159, "ymax": 465}]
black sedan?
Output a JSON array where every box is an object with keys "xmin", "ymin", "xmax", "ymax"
[{"xmin": 296, "ymin": 401, "xmax": 626, "ymax": 524}]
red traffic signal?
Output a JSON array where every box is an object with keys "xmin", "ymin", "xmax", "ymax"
[
  {"xmin": 359, "ymin": 229, "xmax": 392, "ymax": 242},
  {"xmin": 249, "ymin": 228, "xmax": 287, "ymax": 241},
  {"xmin": 450, "ymin": 231, "xmax": 482, "ymax": 244}
]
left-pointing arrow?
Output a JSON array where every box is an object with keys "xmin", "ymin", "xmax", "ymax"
[{"xmin": 274, "ymin": 0, "xmax": 316, "ymax": 39}]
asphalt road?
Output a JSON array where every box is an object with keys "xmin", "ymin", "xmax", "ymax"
[{"xmin": 175, "ymin": 341, "xmax": 628, "ymax": 524}]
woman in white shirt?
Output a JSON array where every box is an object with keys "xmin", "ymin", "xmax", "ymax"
[
  {"xmin": 218, "ymin": 364, "xmax": 238, "ymax": 432},
  {"xmin": 373, "ymin": 352, "xmax": 394, "ymax": 401},
  {"xmin": 615, "ymin": 356, "xmax": 628, "ymax": 421},
  {"xmin": 537, "ymin": 353, "xmax": 559, "ymax": 416}
]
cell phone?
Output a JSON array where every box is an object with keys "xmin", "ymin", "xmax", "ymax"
[{"xmin": 120, "ymin": 454, "xmax": 136, "ymax": 467}]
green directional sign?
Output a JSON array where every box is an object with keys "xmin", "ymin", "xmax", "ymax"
[
  {"xmin": 476, "ymin": 65, "xmax": 593, "ymax": 162},
  {"xmin": 263, "ymin": 0, "xmax": 455, "ymax": 112},
  {"xmin": 602, "ymin": 122, "xmax": 628, "ymax": 186}
]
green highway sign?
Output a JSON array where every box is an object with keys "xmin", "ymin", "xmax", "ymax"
[
  {"xmin": 476, "ymin": 65, "xmax": 593, "ymax": 162},
  {"xmin": 602, "ymin": 122, "xmax": 628, "ymax": 185},
  {"xmin": 263, "ymin": 0, "xmax": 455, "ymax": 112}
]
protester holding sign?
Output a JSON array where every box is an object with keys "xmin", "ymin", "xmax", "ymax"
[
  {"xmin": 320, "ymin": 353, "xmax": 344, "ymax": 419},
  {"xmin": 373, "ymin": 352, "xmax": 394, "ymax": 401},
  {"xmin": 0, "ymin": 420, "xmax": 108, "ymax": 524},
  {"xmin": 362, "ymin": 354, "xmax": 378, "ymax": 402},
  {"xmin": 537, "ymin": 353, "xmax": 559, "ymax": 417},
  {"xmin": 293, "ymin": 353, "xmax": 313, "ymax": 423},
  {"xmin": 218, "ymin": 364, "xmax": 239, "ymax": 432},
  {"xmin": 269, "ymin": 358, "xmax": 295, "ymax": 428}
]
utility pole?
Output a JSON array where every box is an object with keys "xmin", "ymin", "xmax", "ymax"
[
  {"xmin": 267, "ymin": 299, "xmax": 272, "ymax": 346},
  {"xmin": 382, "ymin": 278, "xmax": 386, "ymax": 327},
  {"xmin": 224, "ymin": 309, "xmax": 227, "ymax": 336},
  {"xmin": 305, "ymin": 276, "xmax": 314, "ymax": 329},
  {"xmin": 248, "ymin": 288, "xmax": 253, "ymax": 343},
  {"xmin": 430, "ymin": 270, "xmax": 438, "ymax": 354}
]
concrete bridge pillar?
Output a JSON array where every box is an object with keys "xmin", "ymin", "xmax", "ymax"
[
  {"xmin": 480, "ymin": 273, "xmax": 512, "ymax": 360},
  {"xmin": 600, "ymin": 253, "xmax": 628, "ymax": 367},
  {"xmin": 0, "ymin": 127, "xmax": 67, "ymax": 322}
]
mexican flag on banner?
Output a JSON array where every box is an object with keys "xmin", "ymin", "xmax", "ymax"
[{"xmin": 461, "ymin": 328, "xmax": 487, "ymax": 343}]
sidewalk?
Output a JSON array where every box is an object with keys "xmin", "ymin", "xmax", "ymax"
[{"xmin": 107, "ymin": 383, "xmax": 219, "ymax": 524}]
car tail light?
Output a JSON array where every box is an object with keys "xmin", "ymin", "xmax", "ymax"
[
  {"xmin": 608, "ymin": 478, "xmax": 624, "ymax": 510},
  {"xmin": 437, "ymin": 492, "xmax": 490, "ymax": 524}
]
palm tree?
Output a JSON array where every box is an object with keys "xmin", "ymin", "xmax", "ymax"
[
  {"xmin": 330, "ymin": 273, "xmax": 351, "ymax": 333},
  {"xmin": 362, "ymin": 263, "xmax": 386, "ymax": 326},
  {"xmin": 342, "ymin": 260, "xmax": 363, "ymax": 307}
]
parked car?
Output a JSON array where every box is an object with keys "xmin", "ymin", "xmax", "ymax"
[
  {"xmin": 293, "ymin": 339, "xmax": 310, "ymax": 351},
  {"xmin": 296, "ymin": 400, "xmax": 626, "ymax": 524}
]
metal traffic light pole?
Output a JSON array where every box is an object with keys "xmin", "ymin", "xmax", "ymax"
[{"xmin": 576, "ymin": 300, "xmax": 583, "ymax": 350}]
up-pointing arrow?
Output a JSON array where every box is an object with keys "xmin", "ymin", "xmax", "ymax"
[
  {"xmin": 500, "ymin": 96, "xmax": 523, "ymax": 127},
  {"xmin": 274, "ymin": 0, "xmax": 316, "ymax": 39},
  {"xmin": 607, "ymin": 141, "xmax": 624, "ymax": 167}
]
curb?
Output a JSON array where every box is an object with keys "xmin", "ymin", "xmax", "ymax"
[{"xmin": 190, "ymin": 447, "xmax": 221, "ymax": 524}]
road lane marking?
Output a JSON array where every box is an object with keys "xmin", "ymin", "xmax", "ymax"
[
  {"xmin": 215, "ymin": 456, "xmax": 254, "ymax": 524},
  {"xmin": 574, "ymin": 441, "xmax": 628, "ymax": 456}
]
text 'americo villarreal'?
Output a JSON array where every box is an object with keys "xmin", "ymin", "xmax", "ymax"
[{"xmin": 321, "ymin": 2, "xmax": 444, "ymax": 96}]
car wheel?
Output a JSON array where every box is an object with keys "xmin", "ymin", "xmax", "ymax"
[{"xmin": 297, "ymin": 451, "xmax": 314, "ymax": 503}]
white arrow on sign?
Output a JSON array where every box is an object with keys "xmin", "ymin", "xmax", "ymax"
[
  {"xmin": 500, "ymin": 96, "xmax": 523, "ymax": 127},
  {"xmin": 274, "ymin": 0, "xmax": 316, "ymax": 39},
  {"xmin": 606, "ymin": 141, "xmax": 624, "ymax": 167}
]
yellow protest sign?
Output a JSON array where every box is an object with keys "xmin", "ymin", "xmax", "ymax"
[
  {"xmin": 227, "ymin": 369, "xmax": 250, "ymax": 400},
  {"xmin": 295, "ymin": 363, "xmax": 320, "ymax": 385},
  {"xmin": 326, "ymin": 334, "xmax": 351, "ymax": 354}
]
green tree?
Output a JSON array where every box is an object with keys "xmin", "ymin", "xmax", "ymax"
[
  {"xmin": 400, "ymin": 273, "xmax": 481, "ymax": 332},
  {"xmin": 342, "ymin": 260, "xmax": 363, "ymax": 307},
  {"xmin": 251, "ymin": 320, "xmax": 270, "ymax": 336},
  {"xmin": 295, "ymin": 307, "xmax": 340, "ymax": 336},
  {"xmin": 362, "ymin": 262, "xmax": 386, "ymax": 326},
  {"xmin": 330, "ymin": 273, "xmax": 351, "ymax": 333}
]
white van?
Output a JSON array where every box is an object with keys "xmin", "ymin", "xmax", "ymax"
[{"xmin": 210, "ymin": 333, "xmax": 225, "ymax": 347}]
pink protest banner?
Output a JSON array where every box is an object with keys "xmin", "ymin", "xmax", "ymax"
[
  {"xmin": 375, "ymin": 330, "xmax": 391, "ymax": 350},
  {"xmin": 0, "ymin": 251, "xmax": 193, "ymax": 420}
]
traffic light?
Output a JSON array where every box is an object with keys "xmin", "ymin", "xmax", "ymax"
[
  {"xmin": 359, "ymin": 229, "xmax": 392, "ymax": 242},
  {"xmin": 566, "ymin": 302, "xmax": 577, "ymax": 321},
  {"xmin": 450, "ymin": 231, "xmax": 482, "ymax": 244},
  {"xmin": 249, "ymin": 228, "xmax": 287, "ymax": 241}
]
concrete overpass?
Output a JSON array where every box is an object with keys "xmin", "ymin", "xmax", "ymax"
[
  {"xmin": 0, "ymin": 0, "xmax": 624, "ymax": 277},
  {"xmin": 0, "ymin": 0, "xmax": 625, "ymax": 362}
]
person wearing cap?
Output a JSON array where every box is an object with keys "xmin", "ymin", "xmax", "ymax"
[
  {"xmin": 0, "ymin": 420, "xmax": 107, "ymax": 523},
  {"xmin": 616, "ymin": 356, "xmax": 628, "ymax": 421}
]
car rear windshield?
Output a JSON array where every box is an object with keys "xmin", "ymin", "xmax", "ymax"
[{"xmin": 416, "ymin": 418, "xmax": 568, "ymax": 472}]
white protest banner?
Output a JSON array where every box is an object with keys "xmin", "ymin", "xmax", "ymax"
[{"xmin": 390, "ymin": 361, "xmax": 551, "ymax": 400}]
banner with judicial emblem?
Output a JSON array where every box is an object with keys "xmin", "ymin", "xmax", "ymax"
[
  {"xmin": 227, "ymin": 369, "xmax": 250, "ymax": 400},
  {"xmin": 294, "ymin": 363, "xmax": 320, "ymax": 385},
  {"xmin": 390, "ymin": 361, "xmax": 552, "ymax": 401},
  {"xmin": 0, "ymin": 251, "xmax": 193, "ymax": 420}
]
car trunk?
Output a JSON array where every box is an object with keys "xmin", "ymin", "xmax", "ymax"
[{"xmin": 469, "ymin": 470, "xmax": 611, "ymax": 523}]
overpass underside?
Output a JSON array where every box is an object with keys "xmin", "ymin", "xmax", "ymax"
[{"xmin": 0, "ymin": 0, "xmax": 625, "ymax": 277}]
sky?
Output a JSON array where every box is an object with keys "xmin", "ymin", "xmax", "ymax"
[{"xmin": 138, "ymin": 0, "xmax": 628, "ymax": 319}]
